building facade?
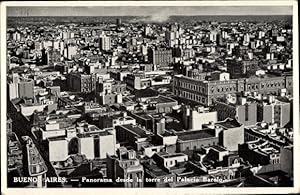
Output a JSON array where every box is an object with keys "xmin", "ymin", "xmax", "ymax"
[{"xmin": 173, "ymin": 74, "xmax": 293, "ymax": 106}]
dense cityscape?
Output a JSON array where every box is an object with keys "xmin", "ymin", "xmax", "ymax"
[{"xmin": 6, "ymin": 13, "xmax": 294, "ymax": 188}]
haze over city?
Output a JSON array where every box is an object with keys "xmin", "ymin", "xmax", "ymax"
[{"xmin": 8, "ymin": 6, "xmax": 292, "ymax": 17}]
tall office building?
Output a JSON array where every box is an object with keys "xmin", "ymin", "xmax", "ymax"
[
  {"xmin": 144, "ymin": 25, "xmax": 151, "ymax": 36},
  {"xmin": 148, "ymin": 47, "xmax": 173, "ymax": 67},
  {"xmin": 116, "ymin": 18, "xmax": 122, "ymax": 26},
  {"xmin": 100, "ymin": 36, "xmax": 111, "ymax": 51},
  {"xmin": 165, "ymin": 30, "xmax": 176, "ymax": 47}
]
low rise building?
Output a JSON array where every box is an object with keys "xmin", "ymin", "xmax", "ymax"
[
  {"xmin": 215, "ymin": 118, "xmax": 244, "ymax": 152},
  {"xmin": 116, "ymin": 124, "xmax": 153, "ymax": 151},
  {"xmin": 107, "ymin": 147, "xmax": 144, "ymax": 187},
  {"xmin": 239, "ymin": 139, "xmax": 281, "ymax": 166},
  {"xmin": 183, "ymin": 105, "xmax": 218, "ymax": 130},
  {"xmin": 257, "ymin": 97, "xmax": 291, "ymax": 127}
]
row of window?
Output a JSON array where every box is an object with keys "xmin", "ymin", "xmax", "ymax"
[
  {"xmin": 184, "ymin": 142, "xmax": 216, "ymax": 150},
  {"xmin": 212, "ymin": 85, "xmax": 237, "ymax": 94},
  {"xmin": 180, "ymin": 90, "xmax": 206, "ymax": 103},
  {"xmin": 271, "ymin": 158, "xmax": 280, "ymax": 164},
  {"xmin": 261, "ymin": 81, "xmax": 286, "ymax": 89},
  {"xmin": 175, "ymin": 78, "xmax": 292, "ymax": 97},
  {"xmin": 177, "ymin": 81, "xmax": 206, "ymax": 93}
]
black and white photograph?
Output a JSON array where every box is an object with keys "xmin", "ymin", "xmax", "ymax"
[{"xmin": 1, "ymin": 0, "xmax": 299, "ymax": 194}]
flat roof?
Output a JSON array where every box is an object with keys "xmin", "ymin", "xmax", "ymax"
[
  {"xmin": 210, "ymin": 145, "xmax": 227, "ymax": 152},
  {"xmin": 147, "ymin": 95, "xmax": 177, "ymax": 104},
  {"xmin": 78, "ymin": 130, "xmax": 111, "ymax": 138},
  {"xmin": 47, "ymin": 136, "xmax": 66, "ymax": 141},
  {"xmin": 161, "ymin": 153, "xmax": 187, "ymax": 159},
  {"xmin": 216, "ymin": 119, "xmax": 241, "ymax": 129},
  {"xmin": 176, "ymin": 129, "xmax": 215, "ymax": 141},
  {"xmin": 138, "ymin": 114, "xmax": 153, "ymax": 120},
  {"xmin": 120, "ymin": 124, "xmax": 151, "ymax": 138},
  {"xmin": 144, "ymin": 163, "xmax": 170, "ymax": 177}
]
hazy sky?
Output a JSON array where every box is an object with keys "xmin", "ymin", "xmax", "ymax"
[{"xmin": 8, "ymin": 6, "xmax": 293, "ymax": 17}]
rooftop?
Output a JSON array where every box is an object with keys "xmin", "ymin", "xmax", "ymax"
[
  {"xmin": 144, "ymin": 163, "xmax": 170, "ymax": 177},
  {"xmin": 161, "ymin": 153, "xmax": 187, "ymax": 159},
  {"xmin": 216, "ymin": 118, "xmax": 242, "ymax": 129},
  {"xmin": 120, "ymin": 124, "xmax": 152, "ymax": 138},
  {"xmin": 210, "ymin": 145, "xmax": 227, "ymax": 152},
  {"xmin": 176, "ymin": 129, "xmax": 215, "ymax": 141},
  {"xmin": 146, "ymin": 95, "xmax": 177, "ymax": 104}
]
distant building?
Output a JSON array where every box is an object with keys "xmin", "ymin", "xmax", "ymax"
[
  {"xmin": 116, "ymin": 18, "xmax": 122, "ymax": 26},
  {"xmin": 165, "ymin": 31, "xmax": 176, "ymax": 47},
  {"xmin": 227, "ymin": 58, "xmax": 259, "ymax": 79},
  {"xmin": 148, "ymin": 47, "xmax": 173, "ymax": 67},
  {"xmin": 64, "ymin": 44, "xmax": 77, "ymax": 60},
  {"xmin": 67, "ymin": 73, "xmax": 97, "ymax": 93},
  {"xmin": 99, "ymin": 36, "xmax": 111, "ymax": 51},
  {"xmin": 47, "ymin": 48, "xmax": 61, "ymax": 66}
]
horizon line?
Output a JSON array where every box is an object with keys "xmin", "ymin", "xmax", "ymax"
[{"xmin": 8, "ymin": 14, "xmax": 293, "ymax": 17}]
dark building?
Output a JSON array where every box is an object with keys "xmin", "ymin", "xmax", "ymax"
[
  {"xmin": 47, "ymin": 48, "xmax": 61, "ymax": 66},
  {"xmin": 148, "ymin": 47, "xmax": 173, "ymax": 67},
  {"xmin": 227, "ymin": 58, "xmax": 259, "ymax": 79},
  {"xmin": 67, "ymin": 73, "xmax": 97, "ymax": 93},
  {"xmin": 41, "ymin": 48, "xmax": 48, "ymax": 65},
  {"xmin": 116, "ymin": 18, "xmax": 122, "ymax": 26}
]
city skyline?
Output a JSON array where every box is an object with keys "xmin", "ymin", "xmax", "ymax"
[{"xmin": 8, "ymin": 6, "xmax": 293, "ymax": 17}]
